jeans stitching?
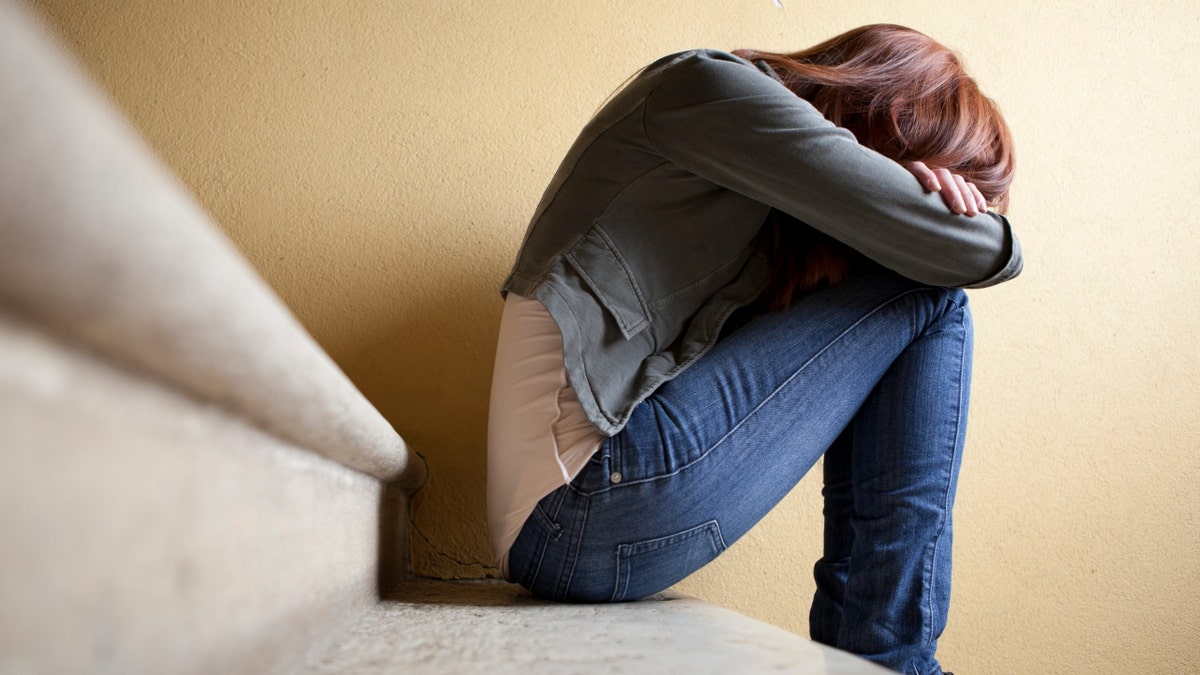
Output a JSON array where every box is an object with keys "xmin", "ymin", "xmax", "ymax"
[{"xmin": 531, "ymin": 502, "xmax": 564, "ymax": 540}]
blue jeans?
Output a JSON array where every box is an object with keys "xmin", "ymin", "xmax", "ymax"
[{"xmin": 507, "ymin": 268, "xmax": 972, "ymax": 675}]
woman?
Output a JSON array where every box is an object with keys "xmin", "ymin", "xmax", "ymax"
[{"xmin": 488, "ymin": 24, "xmax": 1019, "ymax": 674}]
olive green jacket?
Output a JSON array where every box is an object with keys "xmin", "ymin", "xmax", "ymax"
[{"xmin": 502, "ymin": 50, "xmax": 1022, "ymax": 436}]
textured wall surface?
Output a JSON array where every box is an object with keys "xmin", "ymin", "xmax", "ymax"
[{"xmin": 30, "ymin": 1, "xmax": 1200, "ymax": 672}]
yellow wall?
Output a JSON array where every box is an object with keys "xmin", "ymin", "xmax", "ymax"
[{"xmin": 34, "ymin": 0, "xmax": 1199, "ymax": 671}]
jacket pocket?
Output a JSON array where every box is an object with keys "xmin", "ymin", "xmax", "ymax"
[
  {"xmin": 565, "ymin": 227, "xmax": 651, "ymax": 340},
  {"xmin": 611, "ymin": 520, "xmax": 727, "ymax": 602}
]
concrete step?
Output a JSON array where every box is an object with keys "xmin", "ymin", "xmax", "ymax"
[
  {"xmin": 304, "ymin": 581, "xmax": 891, "ymax": 674},
  {"xmin": 0, "ymin": 311, "xmax": 392, "ymax": 675}
]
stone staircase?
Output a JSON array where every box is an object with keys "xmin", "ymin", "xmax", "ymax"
[
  {"xmin": 0, "ymin": 2, "xmax": 887, "ymax": 672},
  {"xmin": 304, "ymin": 581, "xmax": 886, "ymax": 674}
]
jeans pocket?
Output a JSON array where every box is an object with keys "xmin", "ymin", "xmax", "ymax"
[{"xmin": 611, "ymin": 520, "xmax": 727, "ymax": 602}]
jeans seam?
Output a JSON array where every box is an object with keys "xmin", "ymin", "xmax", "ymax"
[
  {"xmin": 523, "ymin": 533, "xmax": 549, "ymax": 591},
  {"xmin": 611, "ymin": 545, "xmax": 627, "ymax": 602},
  {"xmin": 920, "ymin": 305, "xmax": 969, "ymax": 656},
  {"xmin": 587, "ymin": 287, "xmax": 933, "ymax": 495},
  {"xmin": 556, "ymin": 494, "xmax": 589, "ymax": 600},
  {"xmin": 523, "ymin": 487, "xmax": 569, "ymax": 590}
]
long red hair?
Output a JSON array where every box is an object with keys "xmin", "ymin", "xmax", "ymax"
[{"xmin": 734, "ymin": 24, "xmax": 1015, "ymax": 310}]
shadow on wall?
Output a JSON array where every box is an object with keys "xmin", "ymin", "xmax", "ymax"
[{"xmin": 342, "ymin": 263, "xmax": 506, "ymax": 581}]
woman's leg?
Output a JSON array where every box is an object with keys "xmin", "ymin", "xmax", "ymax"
[
  {"xmin": 809, "ymin": 425, "xmax": 855, "ymax": 645},
  {"xmin": 809, "ymin": 292, "xmax": 972, "ymax": 674},
  {"xmin": 507, "ymin": 268, "xmax": 971, "ymax": 672}
]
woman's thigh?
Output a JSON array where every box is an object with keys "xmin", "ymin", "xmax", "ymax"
[{"xmin": 508, "ymin": 268, "xmax": 971, "ymax": 602}]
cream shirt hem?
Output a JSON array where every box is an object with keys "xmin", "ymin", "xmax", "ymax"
[{"xmin": 487, "ymin": 293, "xmax": 604, "ymax": 579}]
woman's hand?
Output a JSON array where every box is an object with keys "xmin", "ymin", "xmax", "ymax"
[{"xmin": 904, "ymin": 161, "xmax": 988, "ymax": 216}]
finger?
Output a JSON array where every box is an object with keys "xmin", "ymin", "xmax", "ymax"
[
  {"xmin": 905, "ymin": 161, "xmax": 941, "ymax": 192},
  {"xmin": 934, "ymin": 168, "xmax": 965, "ymax": 213},
  {"xmin": 953, "ymin": 174, "xmax": 978, "ymax": 215},
  {"xmin": 967, "ymin": 182, "xmax": 988, "ymax": 212}
]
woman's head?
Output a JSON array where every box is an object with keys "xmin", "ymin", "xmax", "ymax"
[{"xmin": 735, "ymin": 24, "xmax": 1014, "ymax": 211}]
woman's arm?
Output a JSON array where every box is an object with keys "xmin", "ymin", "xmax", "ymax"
[{"xmin": 641, "ymin": 51, "xmax": 1021, "ymax": 288}]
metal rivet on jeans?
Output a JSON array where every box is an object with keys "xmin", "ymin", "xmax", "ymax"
[{"xmin": 610, "ymin": 471, "xmax": 622, "ymax": 484}]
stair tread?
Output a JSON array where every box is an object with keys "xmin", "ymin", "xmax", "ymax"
[{"xmin": 303, "ymin": 580, "xmax": 889, "ymax": 674}]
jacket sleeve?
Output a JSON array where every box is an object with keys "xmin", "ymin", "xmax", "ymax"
[{"xmin": 641, "ymin": 51, "xmax": 1022, "ymax": 288}]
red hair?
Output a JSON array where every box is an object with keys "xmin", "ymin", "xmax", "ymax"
[{"xmin": 734, "ymin": 24, "xmax": 1015, "ymax": 309}]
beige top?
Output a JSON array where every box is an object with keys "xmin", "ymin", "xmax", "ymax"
[{"xmin": 487, "ymin": 293, "xmax": 604, "ymax": 577}]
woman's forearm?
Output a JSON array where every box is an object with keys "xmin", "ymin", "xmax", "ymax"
[{"xmin": 642, "ymin": 52, "xmax": 1021, "ymax": 287}]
